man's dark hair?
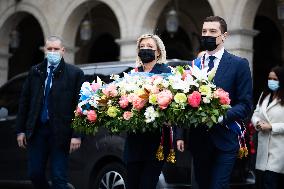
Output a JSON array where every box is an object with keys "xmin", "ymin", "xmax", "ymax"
[
  {"xmin": 203, "ymin": 16, "xmax": 227, "ymax": 33},
  {"xmin": 259, "ymin": 66, "xmax": 284, "ymax": 106}
]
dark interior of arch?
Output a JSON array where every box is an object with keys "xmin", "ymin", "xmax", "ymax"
[
  {"xmin": 253, "ymin": 15, "xmax": 282, "ymax": 104},
  {"xmin": 8, "ymin": 14, "xmax": 44, "ymax": 79}
]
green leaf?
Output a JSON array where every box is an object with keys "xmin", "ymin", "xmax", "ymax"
[{"xmin": 211, "ymin": 115, "xmax": 217, "ymax": 123}]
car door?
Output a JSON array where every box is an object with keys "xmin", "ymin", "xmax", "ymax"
[{"xmin": 0, "ymin": 74, "xmax": 29, "ymax": 180}]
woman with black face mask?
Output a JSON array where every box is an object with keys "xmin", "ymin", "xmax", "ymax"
[{"xmin": 124, "ymin": 34, "xmax": 171, "ymax": 189}]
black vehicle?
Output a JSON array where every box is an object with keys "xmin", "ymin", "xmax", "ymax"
[{"xmin": 0, "ymin": 60, "xmax": 255, "ymax": 189}]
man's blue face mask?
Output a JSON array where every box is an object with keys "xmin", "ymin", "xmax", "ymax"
[
  {"xmin": 268, "ymin": 80, "xmax": 280, "ymax": 91},
  {"xmin": 46, "ymin": 51, "xmax": 61, "ymax": 65}
]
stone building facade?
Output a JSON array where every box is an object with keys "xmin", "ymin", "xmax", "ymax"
[{"xmin": 0, "ymin": 0, "xmax": 283, "ymax": 99}]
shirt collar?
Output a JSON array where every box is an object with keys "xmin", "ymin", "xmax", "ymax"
[
  {"xmin": 204, "ymin": 47, "xmax": 225, "ymax": 61},
  {"xmin": 47, "ymin": 62, "xmax": 59, "ymax": 70}
]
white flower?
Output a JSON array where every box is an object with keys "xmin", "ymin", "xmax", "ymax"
[
  {"xmin": 89, "ymin": 94, "xmax": 100, "ymax": 108},
  {"xmin": 162, "ymin": 79, "xmax": 169, "ymax": 88},
  {"xmin": 190, "ymin": 65, "xmax": 209, "ymax": 81},
  {"xmin": 81, "ymin": 82, "xmax": 92, "ymax": 94},
  {"xmin": 78, "ymin": 100, "xmax": 88, "ymax": 109},
  {"xmin": 202, "ymin": 97, "xmax": 211, "ymax": 103},
  {"xmin": 80, "ymin": 82, "xmax": 94, "ymax": 101},
  {"xmin": 92, "ymin": 76, "xmax": 103, "ymax": 86},
  {"xmin": 110, "ymin": 74, "xmax": 120, "ymax": 81},
  {"xmin": 153, "ymin": 77, "xmax": 163, "ymax": 85},
  {"xmin": 82, "ymin": 110, "xmax": 88, "ymax": 115},
  {"xmin": 107, "ymin": 100, "xmax": 112, "ymax": 105},
  {"xmin": 144, "ymin": 106, "xmax": 159, "ymax": 123},
  {"xmin": 168, "ymin": 75, "xmax": 193, "ymax": 93}
]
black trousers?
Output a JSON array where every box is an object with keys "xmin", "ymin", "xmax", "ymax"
[
  {"xmin": 126, "ymin": 160, "xmax": 163, "ymax": 189},
  {"xmin": 255, "ymin": 170, "xmax": 284, "ymax": 189}
]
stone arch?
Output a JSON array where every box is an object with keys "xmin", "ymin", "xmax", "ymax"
[
  {"xmin": 0, "ymin": 2, "xmax": 50, "ymax": 41},
  {"xmin": 74, "ymin": 4, "xmax": 120, "ymax": 64},
  {"xmin": 136, "ymin": 0, "xmax": 170, "ymax": 35},
  {"xmin": 59, "ymin": 0, "xmax": 125, "ymax": 46},
  {"xmin": 234, "ymin": 0, "xmax": 262, "ymax": 29},
  {"xmin": 59, "ymin": 0, "xmax": 124, "ymax": 63},
  {"xmin": 207, "ymin": 0, "xmax": 262, "ymax": 30},
  {"xmin": 142, "ymin": 0, "xmax": 213, "ymax": 59},
  {"xmin": 207, "ymin": 0, "xmax": 224, "ymax": 17},
  {"xmin": 0, "ymin": 3, "xmax": 47, "ymax": 84}
]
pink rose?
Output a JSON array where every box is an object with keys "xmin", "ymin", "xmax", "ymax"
[
  {"xmin": 150, "ymin": 75, "xmax": 163, "ymax": 84},
  {"xmin": 132, "ymin": 95, "xmax": 147, "ymax": 110},
  {"xmin": 127, "ymin": 93, "xmax": 136, "ymax": 103},
  {"xmin": 91, "ymin": 83, "xmax": 101, "ymax": 92},
  {"xmin": 75, "ymin": 106, "xmax": 83, "ymax": 116},
  {"xmin": 151, "ymin": 86, "xmax": 160, "ymax": 94},
  {"xmin": 188, "ymin": 91, "xmax": 201, "ymax": 107},
  {"xmin": 123, "ymin": 111, "xmax": 133, "ymax": 120},
  {"xmin": 157, "ymin": 90, "xmax": 173, "ymax": 110},
  {"xmin": 119, "ymin": 96, "xmax": 129, "ymax": 108},
  {"xmin": 102, "ymin": 84, "xmax": 118, "ymax": 97},
  {"xmin": 87, "ymin": 110, "xmax": 97, "ymax": 122},
  {"xmin": 214, "ymin": 88, "xmax": 231, "ymax": 105}
]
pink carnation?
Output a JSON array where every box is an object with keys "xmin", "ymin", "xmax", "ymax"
[
  {"xmin": 123, "ymin": 111, "xmax": 133, "ymax": 120},
  {"xmin": 132, "ymin": 95, "xmax": 147, "ymax": 110},
  {"xmin": 188, "ymin": 91, "xmax": 201, "ymax": 107},
  {"xmin": 119, "ymin": 96, "xmax": 129, "ymax": 108},
  {"xmin": 87, "ymin": 110, "xmax": 97, "ymax": 122},
  {"xmin": 157, "ymin": 90, "xmax": 173, "ymax": 110},
  {"xmin": 102, "ymin": 84, "xmax": 118, "ymax": 97},
  {"xmin": 214, "ymin": 88, "xmax": 231, "ymax": 105}
]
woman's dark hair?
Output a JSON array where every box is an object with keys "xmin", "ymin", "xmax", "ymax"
[{"xmin": 259, "ymin": 66, "xmax": 284, "ymax": 105}]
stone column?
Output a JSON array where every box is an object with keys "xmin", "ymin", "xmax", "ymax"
[
  {"xmin": 0, "ymin": 50, "xmax": 11, "ymax": 86},
  {"xmin": 225, "ymin": 28, "xmax": 259, "ymax": 72},
  {"xmin": 64, "ymin": 45, "xmax": 79, "ymax": 64},
  {"xmin": 116, "ymin": 37, "xmax": 137, "ymax": 61}
]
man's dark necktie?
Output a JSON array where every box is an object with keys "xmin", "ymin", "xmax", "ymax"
[
  {"xmin": 41, "ymin": 66, "xmax": 54, "ymax": 123},
  {"xmin": 208, "ymin": 56, "xmax": 216, "ymax": 72}
]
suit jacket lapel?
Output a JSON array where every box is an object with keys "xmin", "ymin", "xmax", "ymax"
[{"xmin": 214, "ymin": 50, "xmax": 232, "ymax": 84}]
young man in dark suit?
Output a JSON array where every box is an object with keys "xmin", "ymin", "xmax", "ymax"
[
  {"xmin": 16, "ymin": 36, "xmax": 84, "ymax": 189},
  {"xmin": 176, "ymin": 16, "xmax": 253, "ymax": 189}
]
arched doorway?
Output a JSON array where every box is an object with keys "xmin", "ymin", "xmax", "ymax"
[
  {"xmin": 88, "ymin": 33, "xmax": 119, "ymax": 62},
  {"xmin": 155, "ymin": 0, "xmax": 213, "ymax": 60},
  {"xmin": 161, "ymin": 27, "xmax": 194, "ymax": 60},
  {"xmin": 75, "ymin": 2, "xmax": 120, "ymax": 64},
  {"xmin": 253, "ymin": 16, "xmax": 282, "ymax": 104},
  {"xmin": 8, "ymin": 13, "xmax": 44, "ymax": 79}
]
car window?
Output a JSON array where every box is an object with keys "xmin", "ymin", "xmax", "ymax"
[{"xmin": 0, "ymin": 76, "xmax": 26, "ymax": 116}]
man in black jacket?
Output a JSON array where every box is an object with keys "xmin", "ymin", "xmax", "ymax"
[{"xmin": 16, "ymin": 36, "xmax": 84, "ymax": 189}]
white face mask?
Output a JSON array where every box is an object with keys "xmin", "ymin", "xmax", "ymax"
[
  {"xmin": 46, "ymin": 51, "xmax": 61, "ymax": 65},
  {"xmin": 268, "ymin": 80, "xmax": 280, "ymax": 91}
]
